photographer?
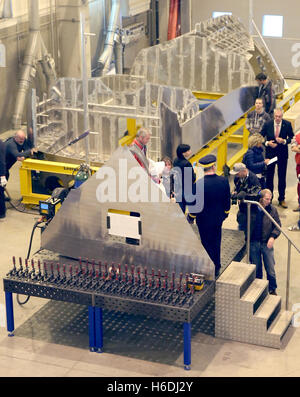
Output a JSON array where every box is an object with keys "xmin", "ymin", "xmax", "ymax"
[{"xmin": 230, "ymin": 163, "xmax": 262, "ymax": 237}]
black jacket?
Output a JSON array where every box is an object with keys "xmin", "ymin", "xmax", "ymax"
[
  {"xmin": 172, "ymin": 157, "xmax": 196, "ymax": 203},
  {"xmin": 190, "ymin": 174, "xmax": 231, "ymax": 226},
  {"xmin": 234, "ymin": 170, "xmax": 261, "ymax": 232},
  {"xmin": 243, "ymin": 146, "xmax": 265, "ymax": 175},
  {"xmin": 260, "ymin": 119, "xmax": 294, "ymax": 160},
  {"xmin": 251, "ymin": 204, "xmax": 281, "ymax": 243},
  {"xmin": 0, "ymin": 140, "xmax": 6, "ymax": 176},
  {"xmin": 5, "ymin": 136, "xmax": 33, "ymax": 172},
  {"xmin": 257, "ymin": 80, "xmax": 276, "ymax": 115},
  {"xmin": 234, "ymin": 170, "xmax": 261, "ymax": 213}
]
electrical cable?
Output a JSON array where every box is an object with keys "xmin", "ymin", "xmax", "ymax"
[
  {"xmin": 4, "ymin": 187, "xmax": 39, "ymax": 215},
  {"xmin": 16, "ymin": 219, "xmax": 44, "ymax": 306}
]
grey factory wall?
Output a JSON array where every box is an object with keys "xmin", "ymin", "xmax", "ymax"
[
  {"xmin": 0, "ymin": 15, "xmax": 53, "ymax": 134},
  {"xmin": 181, "ymin": 0, "xmax": 300, "ymax": 79},
  {"xmin": 0, "ymin": 0, "xmax": 153, "ymax": 133},
  {"xmin": 0, "ymin": 1, "xmax": 87, "ymax": 133}
]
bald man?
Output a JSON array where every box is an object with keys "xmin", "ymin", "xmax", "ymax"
[{"xmin": 5, "ymin": 130, "xmax": 36, "ymax": 179}]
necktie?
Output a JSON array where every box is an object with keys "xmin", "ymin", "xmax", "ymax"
[{"xmin": 275, "ymin": 123, "xmax": 280, "ymax": 138}]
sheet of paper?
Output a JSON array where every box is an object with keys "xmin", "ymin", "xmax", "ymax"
[{"xmin": 267, "ymin": 156, "xmax": 278, "ymax": 166}]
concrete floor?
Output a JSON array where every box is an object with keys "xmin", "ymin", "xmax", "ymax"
[{"xmin": 1, "ymin": 89, "xmax": 300, "ymax": 378}]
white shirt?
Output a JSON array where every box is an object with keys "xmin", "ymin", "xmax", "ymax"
[{"xmin": 274, "ymin": 121, "xmax": 282, "ymax": 134}]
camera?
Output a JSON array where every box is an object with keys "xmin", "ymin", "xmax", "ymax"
[{"xmin": 231, "ymin": 193, "xmax": 238, "ymax": 205}]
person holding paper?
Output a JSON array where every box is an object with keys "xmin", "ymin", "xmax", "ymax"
[
  {"xmin": 260, "ymin": 108, "xmax": 294, "ymax": 208},
  {"xmin": 243, "ymin": 133, "xmax": 269, "ymax": 188}
]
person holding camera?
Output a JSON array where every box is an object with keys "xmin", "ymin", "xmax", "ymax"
[{"xmin": 230, "ymin": 163, "xmax": 262, "ymax": 237}]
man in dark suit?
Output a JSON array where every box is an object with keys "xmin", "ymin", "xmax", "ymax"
[
  {"xmin": 260, "ymin": 108, "xmax": 294, "ymax": 208},
  {"xmin": 255, "ymin": 73, "xmax": 276, "ymax": 116},
  {"xmin": 187, "ymin": 154, "xmax": 231, "ymax": 277}
]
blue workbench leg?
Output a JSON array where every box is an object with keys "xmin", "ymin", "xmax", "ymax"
[
  {"xmin": 95, "ymin": 307, "xmax": 103, "ymax": 353},
  {"xmin": 88, "ymin": 306, "xmax": 96, "ymax": 352},
  {"xmin": 183, "ymin": 322, "xmax": 191, "ymax": 370},
  {"xmin": 5, "ymin": 292, "xmax": 14, "ymax": 337}
]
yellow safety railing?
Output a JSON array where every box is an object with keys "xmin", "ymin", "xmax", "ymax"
[{"xmin": 191, "ymin": 83, "xmax": 300, "ymax": 175}]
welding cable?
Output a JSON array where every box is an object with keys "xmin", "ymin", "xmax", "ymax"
[
  {"xmin": 16, "ymin": 219, "xmax": 44, "ymax": 306},
  {"xmin": 4, "ymin": 188, "xmax": 39, "ymax": 215}
]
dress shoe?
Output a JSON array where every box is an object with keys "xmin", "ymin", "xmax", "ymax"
[
  {"xmin": 278, "ymin": 201, "xmax": 288, "ymax": 208},
  {"xmin": 293, "ymin": 206, "xmax": 300, "ymax": 212},
  {"xmin": 288, "ymin": 224, "xmax": 300, "ymax": 231},
  {"xmin": 269, "ymin": 289, "xmax": 277, "ymax": 295}
]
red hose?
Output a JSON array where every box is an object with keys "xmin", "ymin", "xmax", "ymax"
[{"xmin": 167, "ymin": 0, "xmax": 181, "ymax": 40}]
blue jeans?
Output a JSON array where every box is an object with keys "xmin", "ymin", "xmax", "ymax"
[{"xmin": 250, "ymin": 240, "xmax": 277, "ymax": 291}]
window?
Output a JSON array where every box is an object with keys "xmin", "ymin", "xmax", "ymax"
[
  {"xmin": 212, "ymin": 12, "xmax": 232, "ymax": 18},
  {"xmin": 262, "ymin": 15, "xmax": 283, "ymax": 37}
]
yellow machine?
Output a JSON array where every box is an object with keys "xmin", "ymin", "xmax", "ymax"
[{"xmin": 20, "ymin": 159, "xmax": 99, "ymax": 206}]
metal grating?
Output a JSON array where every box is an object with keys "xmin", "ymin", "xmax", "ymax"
[{"xmin": 11, "ymin": 229, "xmax": 243, "ymax": 363}]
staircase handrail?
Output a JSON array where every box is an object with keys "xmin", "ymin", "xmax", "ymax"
[{"xmin": 244, "ymin": 199, "xmax": 300, "ymax": 310}]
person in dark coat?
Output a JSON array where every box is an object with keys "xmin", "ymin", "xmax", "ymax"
[
  {"xmin": 187, "ymin": 155, "xmax": 231, "ymax": 277},
  {"xmin": 250, "ymin": 189, "xmax": 281, "ymax": 295},
  {"xmin": 260, "ymin": 108, "xmax": 294, "ymax": 208},
  {"xmin": 173, "ymin": 144, "xmax": 196, "ymax": 214},
  {"xmin": 255, "ymin": 73, "xmax": 276, "ymax": 117},
  {"xmin": 230, "ymin": 163, "xmax": 262, "ymax": 237},
  {"xmin": 5, "ymin": 129, "xmax": 35, "ymax": 180},
  {"xmin": 0, "ymin": 139, "xmax": 7, "ymax": 218},
  {"xmin": 243, "ymin": 133, "xmax": 270, "ymax": 188}
]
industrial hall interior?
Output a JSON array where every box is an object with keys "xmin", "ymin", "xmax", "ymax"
[{"xmin": 2, "ymin": 0, "xmax": 300, "ymax": 379}]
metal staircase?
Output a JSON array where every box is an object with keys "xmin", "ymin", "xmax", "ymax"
[{"xmin": 215, "ymin": 261, "xmax": 293, "ymax": 348}]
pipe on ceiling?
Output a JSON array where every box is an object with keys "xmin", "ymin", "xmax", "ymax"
[{"xmin": 98, "ymin": 0, "xmax": 121, "ymax": 75}]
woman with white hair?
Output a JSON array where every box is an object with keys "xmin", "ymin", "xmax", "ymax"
[{"xmin": 243, "ymin": 133, "xmax": 270, "ymax": 188}]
